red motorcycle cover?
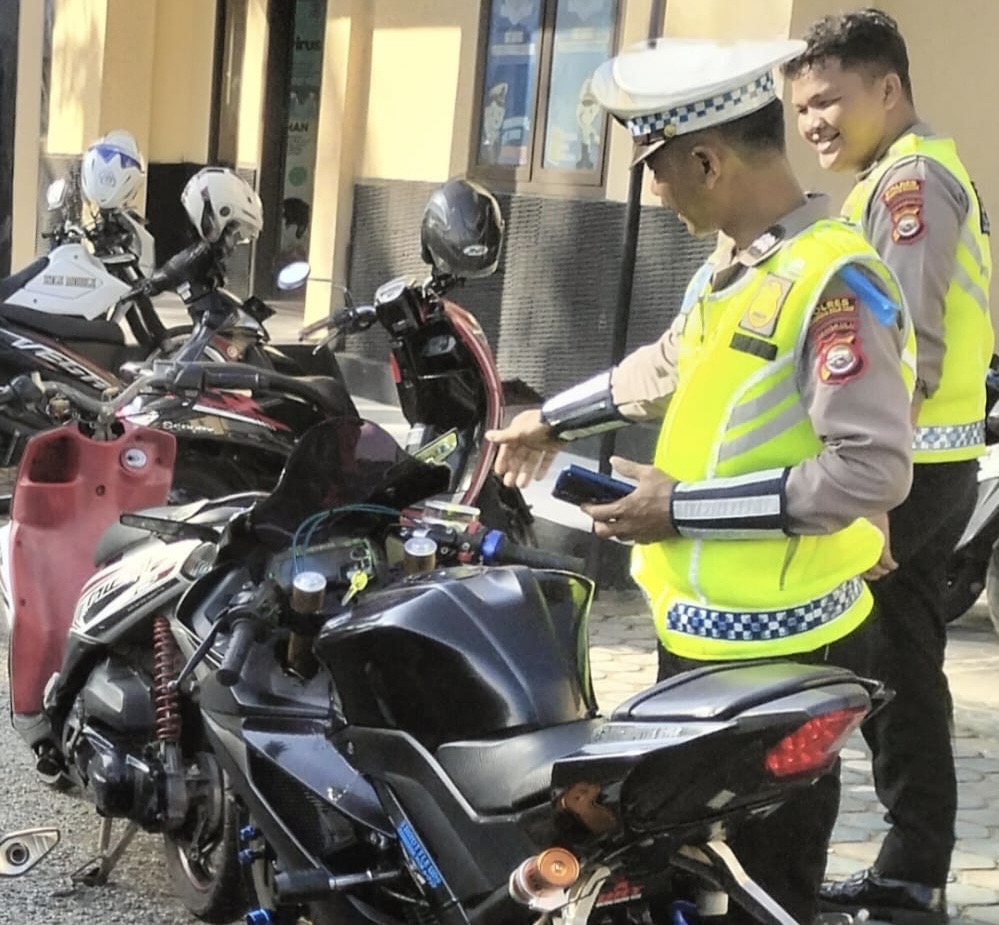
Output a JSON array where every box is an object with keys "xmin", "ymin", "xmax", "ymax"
[{"xmin": 8, "ymin": 422, "xmax": 176, "ymax": 715}]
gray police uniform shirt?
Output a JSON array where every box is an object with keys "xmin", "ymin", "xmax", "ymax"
[
  {"xmin": 854, "ymin": 122, "xmax": 971, "ymax": 400},
  {"xmin": 609, "ymin": 194, "xmax": 913, "ymax": 536}
]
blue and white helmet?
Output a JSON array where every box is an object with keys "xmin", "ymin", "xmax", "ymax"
[
  {"xmin": 80, "ymin": 130, "xmax": 146, "ymax": 209},
  {"xmin": 181, "ymin": 167, "xmax": 264, "ymax": 244}
]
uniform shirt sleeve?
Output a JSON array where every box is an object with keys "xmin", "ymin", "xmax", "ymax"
[
  {"xmin": 609, "ymin": 311, "xmax": 683, "ymax": 421},
  {"xmin": 784, "ymin": 269, "xmax": 914, "ymax": 534},
  {"xmin": 864, "ymin": 157, "xmax": 968, "ymax": 398}
]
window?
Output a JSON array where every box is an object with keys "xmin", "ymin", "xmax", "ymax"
[{"xmin": 473, "ymin": 0, "xmax": 620, "ymax": 190}]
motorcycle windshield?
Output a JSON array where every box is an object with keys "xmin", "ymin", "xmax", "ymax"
[{"xmin": 250, "ymin": 417, "xmax": 450, "ymax": 540}]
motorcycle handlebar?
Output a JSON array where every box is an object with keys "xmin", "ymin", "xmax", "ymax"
[
  {"xmin": 420, "ymin": 523, "xmax": 584, "ymax": 573},
  {"xmin": 477, "ymin": 529, "xmax": 585, "ymax": 572},
  {"xmin": 216, "ymin": 617, "xmax": 256, "ymax": 687},
  {"xmin": 299, "ymin": 304, "xmax": 377, "ymax": 340}
]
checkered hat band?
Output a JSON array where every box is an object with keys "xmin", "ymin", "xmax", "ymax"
[
  {"xmin": 626, "ymin": 72, "xmax": 775, "ymax": 143},
  {"xmin": 666, "ymin": 576, "xmax": 864, "ymax": 642}
]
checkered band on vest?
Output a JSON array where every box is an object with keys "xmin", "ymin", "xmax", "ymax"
[
  {"xmin": 625, "ymin": 72, "xmax": 776, "ymax": 143},
  {"xmin": 666, "ymin": 577, "xmax": 865, "ymax": 641},
  {"xmin": 913, "ymin": 421, "xmax": 985, "ymax": 451}
]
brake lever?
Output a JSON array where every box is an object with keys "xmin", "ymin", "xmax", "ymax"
[{"xmin": 169, "ymin": 620, "xmax": 225, "ymax": 693}]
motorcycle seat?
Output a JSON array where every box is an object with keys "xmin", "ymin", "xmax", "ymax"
[
  {"xmin": 0, "ymin": 257, "xmax": 51, "ymax": 302},
  {"xmin": 610, "ymin": 660, "xmax": 862, "ymax": 722},
  {"xmin": 435, "ymin": 718, "xmax": 603, "ymax": 814},
  {"xmin": 0, "ymin": 301, "xmax": 125, "ymax": 345}
]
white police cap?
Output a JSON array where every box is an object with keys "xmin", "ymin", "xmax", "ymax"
[{"xmin": 591, "ymin": 37, "xmax": 806, "ymax": 166}]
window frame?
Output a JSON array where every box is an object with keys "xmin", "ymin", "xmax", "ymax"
[{"xmin": 469, "ymin": 0, "xmax": 622, "ymax": 196}]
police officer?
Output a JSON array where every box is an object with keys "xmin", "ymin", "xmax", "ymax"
[
  {"xmin": 487, "ymin": 36, "xmax": 917, "ymax": 925},
  {"xmin": 784, "ymin": 11, "xmax": 992, "ymax": 923}
]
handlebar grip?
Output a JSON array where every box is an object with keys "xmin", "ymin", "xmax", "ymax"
[
  {"xmin": 216, "ymin": 618, "xmax": 256, "ymax": 687},
  {"xmin": 479, "ymin": 530, "xmax": 585, "ymax": 572},
  {"xmin": 201, "ymin": 367, "xmax": 269, "ymax": 391}
]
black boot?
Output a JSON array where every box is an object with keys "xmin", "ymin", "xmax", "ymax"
[{"xmin": 819, "ymin": 868, "xmax": 948, "ymax": 925}]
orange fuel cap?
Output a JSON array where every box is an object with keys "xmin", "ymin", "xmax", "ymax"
[{"xmin": 534, "ymin": 848, "xmax": 580, "ymax": 888}]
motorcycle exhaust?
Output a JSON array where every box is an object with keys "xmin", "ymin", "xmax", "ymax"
[{"xmin": 508, "ymin": 847, "xmax": 581, "ymax": 909}]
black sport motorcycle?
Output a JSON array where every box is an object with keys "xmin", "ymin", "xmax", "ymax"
[{"xmin": 8, "ymin": 381, "xmax": 886, "ymax": 925}]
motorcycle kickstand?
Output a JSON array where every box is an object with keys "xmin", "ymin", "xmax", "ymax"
[{"xmin": 68, "ymin": 816, "xmax": 139, "ymax": 887}]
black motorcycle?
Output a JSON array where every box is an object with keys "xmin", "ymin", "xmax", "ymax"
[{"xmin": 35, "ymin": 415, "xmax": 880, "ymax": 925}]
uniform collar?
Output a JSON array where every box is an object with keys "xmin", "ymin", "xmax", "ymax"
[
  {"xmin": 857, "ymin": 121, "xmax": 935, "ymax": 180},
  {"xmin": 732, "ymin": 193, "xmax": 832, "ymax": 268}
]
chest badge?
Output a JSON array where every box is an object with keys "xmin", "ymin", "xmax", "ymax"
[{"xmin": 739, "ymin": 274, "xmax": 792, "ymax": 338}]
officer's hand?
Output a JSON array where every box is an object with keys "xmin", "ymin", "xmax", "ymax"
[
  {"xmin": 584, "ymin": 456, "xmax": 678, "ymax": 544},
  {"xmin": 863, "ymin": 512, "xmax": 898, "ymax": 581},
  {"xmin": 485, "ymin": 410, "xmax": 565, "ymax": 488}
]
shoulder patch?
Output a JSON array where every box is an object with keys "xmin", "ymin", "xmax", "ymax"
[
  {"xmin": 810, "ymin": 295, "xmax": 859, "ymax": 342},
  {"xmin": 817, "ymin": 331, "xmax": 867, "ymax": 385},
  {"xmin": 739, "ymin": 274, "xmax": 792, "ymax": 337},
  {"xmin": 881, "ymin": 176, "xmax": 926, "ymax": 245}
]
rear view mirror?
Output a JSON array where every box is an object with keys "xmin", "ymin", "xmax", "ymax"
[{"xmin": 277, "ymin": 261, "xmax": 311, "ymax": 291}]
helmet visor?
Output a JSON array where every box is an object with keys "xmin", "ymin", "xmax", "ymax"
[{"xmin": 92, "ymin": 144, "xmax": 143, "ymax": 172}]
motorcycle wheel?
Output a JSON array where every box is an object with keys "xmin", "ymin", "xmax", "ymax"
[
  {"xmin": 983, "ymin": 544, "xmax": 999, "ymax": 636},
  {"xmin": 475, "ymin": 474, "xmax": 537, "ymax": 547},
  {"xmin": 163, "ymin": 759, "xmax": 246, "ymax": 923},
  {"xmin": 942, "ymin": 550, "xmax": 988, "ymax": 623}
]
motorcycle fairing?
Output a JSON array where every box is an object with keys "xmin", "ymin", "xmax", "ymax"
[
  {"xmin": 8, "ymin": 421, "xmax": 175, "ymax": 716},
  {"xmin": 3, "ymin": 243, "xmax": 130, "ymax": 318}
]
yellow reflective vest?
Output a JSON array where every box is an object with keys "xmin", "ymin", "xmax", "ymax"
[
  {"xmin": 842, "ymin": 132, "xmax": 992, "ymax": 462},
  {"xmin": 632, "ymin": 220, "xmax": 916, "ymax": 660}
]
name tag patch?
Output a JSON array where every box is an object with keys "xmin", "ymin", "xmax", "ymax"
[{"xmin": 739, "ymin": 274, "xmax": 792, "ymax": 338}]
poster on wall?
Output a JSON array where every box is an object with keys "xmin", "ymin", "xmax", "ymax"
[
  {"xmin": 477, "ymin": 0, "xmax": 543, "ymax": 168},
  {"xmin": 280, "ymin": 0, "xmax": 326, "ymax": 266},
  {"xmin": 542, "ymin": 0, "xmax": 616, "ymax": 171}
]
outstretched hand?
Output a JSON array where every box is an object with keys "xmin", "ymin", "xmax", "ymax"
[
  {"xmin": 583, "ymin": 456, "xmax": 679, "ymax": 544},
  {"xmin": 485, "ymin": 410, "xmax": 565, "ymax": 488}
]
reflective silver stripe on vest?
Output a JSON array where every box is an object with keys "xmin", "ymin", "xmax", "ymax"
[
  {"xmin": 666, "ymin": 577, "xmax": 865, "ymax": 641},
  {"xmin": 727, "ymin": 372, "xmax": 798, "ymax": 430},
  {"xmin": 718, "ymin": 399, "xmax": 808, "ymax": 464},
  {"xmin": 913, "ymin": 421, "xmax": 985, "ymax": 451},
  {"xmin": 953, "ymin": 226, "xmax": 989, "ymax": 310}
]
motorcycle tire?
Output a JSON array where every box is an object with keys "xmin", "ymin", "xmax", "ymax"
[
  {"xmin": 163, "ymin": 762, "xmax": 246, "ymax": 923},
  {"xmin": 942, "ymin": 551, "xmax": 988, "ymax": 624},
  {"xmin": 983, "ymin": 544, "xmax": 999, "ymax": 636}
]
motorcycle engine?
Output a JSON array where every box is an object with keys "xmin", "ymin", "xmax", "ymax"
[{"xmin": 61, "ymin": 657, "xmax": 164, "ymax": 828}]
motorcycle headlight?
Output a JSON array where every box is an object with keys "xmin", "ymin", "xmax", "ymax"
[{"xmin": 181, "ymin": 542, "xmax": 218, "ymax": 580}]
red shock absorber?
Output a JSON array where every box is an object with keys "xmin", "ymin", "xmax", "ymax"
[{"xmin": 152, "ymin": 615, "xmax": 181, "ymax": 743}]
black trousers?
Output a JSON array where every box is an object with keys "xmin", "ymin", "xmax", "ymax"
[
  {"xmin": 657, "ymin": 621, "xmax": 874, "ymax": 925},
  {"xmin": 865, "ymin": 459, "xmax": 978, "ymax": 884}
]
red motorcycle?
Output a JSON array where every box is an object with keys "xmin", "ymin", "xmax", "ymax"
[{"xmin": 300, "ymin": 177, "xmax": 538, "ymax": 544}]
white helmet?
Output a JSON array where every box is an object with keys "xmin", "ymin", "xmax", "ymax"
[
  {"xmin": 80, "ymin": 129, "xmax": 146, "ymax": 209},
  {"xmin": 181, "ymin": 167, "xmax": 263, "ymax": 244}
]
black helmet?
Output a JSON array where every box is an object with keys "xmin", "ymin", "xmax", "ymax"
[{"xmin": 420, "ymin": 178, "xmax": 504, "ymax": 279}]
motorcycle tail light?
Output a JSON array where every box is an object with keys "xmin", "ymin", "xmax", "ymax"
[{"xmin": 764, "ymin": 706, "xmax": 867, "ymax": 778}]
